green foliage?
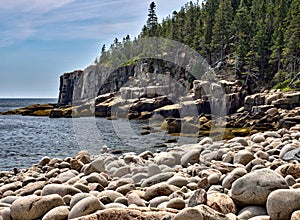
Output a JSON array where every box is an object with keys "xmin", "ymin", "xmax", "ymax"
[{"xmin": 95, "ymin": 0, "xmax": 299, "ymax": 92}]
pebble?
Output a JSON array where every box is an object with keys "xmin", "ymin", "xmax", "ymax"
[{"xmin": 3, "ymin": 127, "xmax": 300, "ymax": 220}]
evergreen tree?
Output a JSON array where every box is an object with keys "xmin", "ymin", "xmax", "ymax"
[
  {"xmin": 270, "ymin": 0, "xmax": 290, "ymax": 73},
  {"xmin": 211, "ymin": 0, "xmax": 234, "ymax": 62},
  {"xmin": 202, "ymin": 0, "xmax": 220, "ymax": 64},
  {"xmin": 147, "ymin": 2, "xmax": 158, "ymax": 37},
  {"xmin": 283, "ymin": 0, "xmax": 300, "ymax": 76},
  {"xmin": 232, "ymin": 0, "xmax": 251, "ymax": 77}
]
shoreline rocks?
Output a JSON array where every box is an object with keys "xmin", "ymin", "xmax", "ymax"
[{"xmin": 2, "ymin": 125, "xmax": 300, "ymax": 219}]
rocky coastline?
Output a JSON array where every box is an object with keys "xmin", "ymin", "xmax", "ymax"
[{"xmin": 1, "ymin": 126, "xmax": 300, "ymax": 219}]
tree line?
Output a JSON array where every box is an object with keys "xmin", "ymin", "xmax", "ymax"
[{"xmin": 98, "ymin": 0, "xmax": 299, "ymax": 92}]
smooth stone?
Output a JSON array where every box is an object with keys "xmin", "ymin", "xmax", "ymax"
[
  {"xmin": 207, "ymin": 193, "xmax": 237, "ymax": 214},
  {"xmin": 248, "ymin": 216, "xmax": 270, "ymax": 220},
  {"xmin": 56, "ymin": 171, "xmax": 77, "ymax": 183},
  {"xmin": 116, "ymin": 183, "xmax": 136, "ymax": 195},
  {"xmin": 233, "ymin": 150, "xmax": 255, "ymax": 165},
  {"xmin": 73, "ymin": 183, "xmax": 90, "ymax": 193},
  {"xmin": 252, "ymin": 135, "xmax": 266, "ymax": 143},
  {"xmin": 222, "ymin": 167, "xmax": 247, "ymax": 189},
  {"xmin": 291, "ymin": 210, "xmax": 300, "ymax": 220},
  {"xmin": 0, "ymin": 182, "xmax": 21, "ymax": 194},
  {"xmin": 147, "ymin": 164, "xmax": 161, "ymax": 176},
  {"xmin": 105, "ymin": 203, "xmax": 127, "ymax": 209},
  {"xmin": 285, "ymin": 175, "xmax": 296, "ymax": 186},
  {"xmin": 181, "ymin": 150, "xmax": 201, "ymax": 167},
  {"xmin": 82, "ymin": 157, "xmax": 106, "ymax": 175},
  {"xmin": 112, "ymin": 166, "xmax": 130, "ymax": 178},
  {"xmin": 70, "ymin": 193, "xmax": 91, "ymax": 209},
  {"xmin": 127, "ymin": 192, "xmax": 146, "ymax": 207},
  {"xmin": 42, "ymin": 206, "xmax": 69, "ymax": 220},
  {"xmin": 266, "ymin": 189, "xmax": 300, "ymax": 220},
  {"xmin": 154, "ymin": 152, "xmax": 177, "ymax": 166},
  {"xmin": 68, "ymin": 196, "xmax": 105, "ymax": 219},
  {"xmin": 199, "ymin": 137, "xmax": 213, "ymax": 145},
  {"xmin": 38, "ymin": 156, "xmax": 51, "ymax": 166},
  {"xmin": 84, "ymin": 173, "xmax": 108, "ymax": 187},
  {"xmin": 275, "ymin": 164, "xmax": 300, "ymax": 178},
  {"xmin": 132, "ymin": 173, "xmax": 148, "ymax": 184},
  {"xmin": 144, "ymin": 182, "xmax": 175, "ymax": 201},
  {"xmin": 230, "ymin": 168, "xmax": 289, "ymax": 205},
  {"xmin": 238, "ymin": 206, "xmax": 267, "ymax": 220},
  {"xmin": 16, "ymin": 181, "xmax": 47, "ymax": 196},
  {"xmin": 0, "ymin": 196, "xmax": 19, "ymax": 204},
  {"xmin": 11, "ymin": 194, "xmax": 64, "ymax": 220},
  {"xmin": 279, "ymin": 144, "xmax": 297, "ymax": 159},
  {"xmin": 114, "ymin": 197, "xmax": 128, "ymax": 206},
  {"xmin": 149, "ymin": 196, "xmax": 170, "ymax": 207},
  {"xmin": 41, "ymin": 184, "xmax": 81, "ymax": 197},
  {"xmin": 141, "ymin": 172, "xmax": 175, "ymax": 187},
  {"xmin": 166, "ymin": 198, "xmax": 186, "ymax": 210},
  {"xmin": 0, "ymin": 207, "xmax": 11, "ymax": 220},
  {"xmin": 188, "ymin": 189, "xmax": 207, "ymax": 207},
  {"xmin": 229, "ymin": 137, "xmax": 249, "ymax": 146},
  {"xmin": 167, "ymin": 176, "xmax": 189, "ymax": 187},
  {"xmin": 174, "ymin": 207, "xmax": 203, "ymax": 220},
  {"xmin": 175, "ymin": 205, "xmax": 230, "ymax": 220},
  {"xmin": 282, "ymin": 148, "xmax": 300, "ymax": 161},
  {"xmin": 97, "ymin": 190, "xmax": 125, "ymax": 202}
]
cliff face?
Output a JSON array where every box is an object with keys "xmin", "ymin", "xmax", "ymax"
[{"xmin": 57, "ymin": 59, "xmax": 189, "ymax": 105}]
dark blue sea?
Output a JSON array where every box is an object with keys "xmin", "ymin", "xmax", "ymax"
[{"xmin": 0, "ymin": 99, "xmax": 197, "ymax": 171}]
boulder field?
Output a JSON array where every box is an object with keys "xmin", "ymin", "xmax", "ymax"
[{"xmin": 2, "ymin": 125, "xmax": 300, "ymax": 219}]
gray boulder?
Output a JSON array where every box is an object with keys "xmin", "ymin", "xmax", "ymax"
[{"xmin": 230, "ymin": 168, "xmax": 289, "ymax": 205}]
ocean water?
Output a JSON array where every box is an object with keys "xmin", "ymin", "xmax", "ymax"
[{"xmin": 0, "ymin": 99, "xmax": 198, "ymax": 171}]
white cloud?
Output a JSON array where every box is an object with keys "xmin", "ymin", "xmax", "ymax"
[{"xmin": 0, "ymin": 0, "xmax": 199, "ymax": 47}]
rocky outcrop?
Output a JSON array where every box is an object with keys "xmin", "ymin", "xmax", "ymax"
[{"xmin": 57, "ymin": 59, "xmax": 190, "ymax": 106}]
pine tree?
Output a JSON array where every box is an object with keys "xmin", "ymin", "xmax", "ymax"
[
  {"xmin": 147, "ymin": 2, "xmax": 158, "ymax": 37},
  {"xmin": 232, "ymin": 0, "xmax": 251, "ymax": 77},
  {"xmin": 202, "ymin": 0, "xmax": 220, "ymax": 64},
  {"xmin": 211, "ymin": 0, "xmax": 234, "ymax": 62},
  {"xmin": 283, "ymin": 0, "xmax": 300, "ymax": 76},
  {"xmin": 270, "ymin": 0, "xmax": 290, "ymax": 73}
]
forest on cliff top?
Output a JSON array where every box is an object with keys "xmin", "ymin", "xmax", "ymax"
[{"xmin": 97, "ymin": 0, "xmax": 299, "ymax": 93}]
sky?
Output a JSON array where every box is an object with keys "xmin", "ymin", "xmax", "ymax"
[{"xmin": 0, "ymin": 0, "xmax": 197, "ymax": 98}]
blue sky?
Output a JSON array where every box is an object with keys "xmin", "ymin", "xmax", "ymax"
[{"xmin": 0, "ymin": 0, "xmax": 197, "ymax": 98}]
